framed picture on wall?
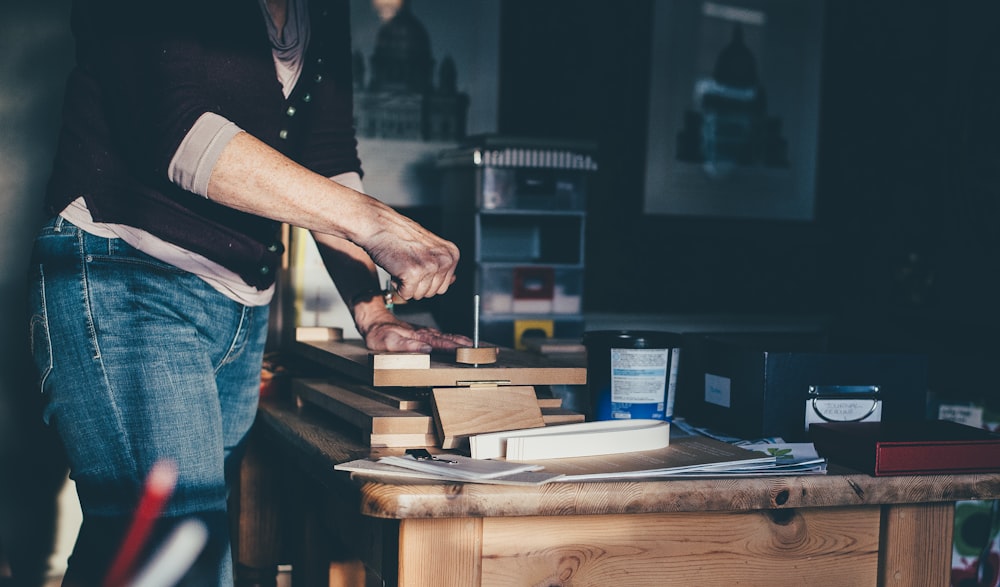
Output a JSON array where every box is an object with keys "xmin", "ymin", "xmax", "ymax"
[
  {"xmin": 642, "ymin": 1, "xmax": 825, "ymax": 221},
  {"xmin": 349, "ymin": 0, "xmax": 500, "ymax": 207}
]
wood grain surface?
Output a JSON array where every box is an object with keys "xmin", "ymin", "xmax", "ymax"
[
  {"xmin": 431, "ymin": 385, "xmax": 545, "ymax": 449},
  {"xmin": 477, "ymin": 508, "xmax": 880, "ymax": 586}
]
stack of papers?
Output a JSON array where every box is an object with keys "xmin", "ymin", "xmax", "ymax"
[
  {"xmin": 334, "ymin": 436, "xmax": 826, "ymax": 485},
  {"xmin": 336, "ymin": 453, "xmax": 566, "ymax": 485}
]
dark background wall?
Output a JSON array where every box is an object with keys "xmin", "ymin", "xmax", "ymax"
[
  {"xmin": 497, "ymin": 0, "xmax": 1000, "ymax": 403},
  {"xmin": 0, "ymin": 0, "xmax": 74, "ymax": 581}
]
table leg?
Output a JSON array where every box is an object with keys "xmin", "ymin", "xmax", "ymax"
[
  {"xmin": 233, "ymin": 425, "xmax": 285, "ymax": 587},
  {"xmin": 879, "ymin": 502, "xmax": 954, "ymax": 586},
  {"xmin": 397, "ymin": 518, "xmax": 482, "ymax": 587}
]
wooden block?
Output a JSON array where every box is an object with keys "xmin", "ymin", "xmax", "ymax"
[
  {"xmin": 456, "ymin": 346, "xmax": 500, "ymax": 364},
  {"xmin": 293, "ymin": 379, "xmax": 435, "ymax": 447},
  {"xmin": 296, "ymin": 326, "xmax": 344, "ymax": 342},
  {"xmin": 541, "ymin": 407, "xmax": 586, "ymax": 425},
  {"xmin": 371, "ymin": 352, "xmax": 431, "ymax": 370},
  {"xmin": 432, "ymin": 386, "xmax": 546, "ymax": 450}
]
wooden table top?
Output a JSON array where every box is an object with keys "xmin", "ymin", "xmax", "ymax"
[{"xmin": 258, "ymin": 396, "xmax": 1000, "ymax": 520}]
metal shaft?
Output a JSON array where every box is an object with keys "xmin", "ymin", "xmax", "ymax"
[{"xmin": 473, "ymin": 294, "xmax": 480, "ymax": 348}]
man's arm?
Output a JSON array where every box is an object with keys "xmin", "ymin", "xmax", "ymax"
[{"xmin": 206, "ymin": 131, "xmax": 459, "ymax": 302}]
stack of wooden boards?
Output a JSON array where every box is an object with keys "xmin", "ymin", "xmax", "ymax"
[{"xmin": 291, "ymin": 335, "xmax": 588, "ymax": 449}]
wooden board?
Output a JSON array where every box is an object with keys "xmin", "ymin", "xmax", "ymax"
[
  {"xmin": 540, "ymin": 407, "xmax": 586, "ymax": 425},
  {"xmin": 345, "ymin": 384, "xmax": 431, "ymax": 411},
  {"xmin": 324, "ymin": 377, "xmax": 561, "ymax": 413},
  {"xmin": 293, "ymin": 379, "xmax": 437, "ymax": 448},
  {"xmin": 293, "ymin": 339, "xmax": 587, "ymax": 388},
  {"xmin": 431, "ymin": 386, "xmax": 546, "ymax": 450}
]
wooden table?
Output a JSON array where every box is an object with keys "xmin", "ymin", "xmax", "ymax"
[{"xmin": 234, "ymin": 396, "xmax": 1000, "ymax": 587}]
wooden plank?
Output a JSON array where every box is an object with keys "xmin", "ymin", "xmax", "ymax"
[
  {"xmin": 541, "ymin": 407, "xmax": 585, "ymax": 425},
  {"xmin": 878, "ymin": 502, "xmax": 954, "ymax": 586},
  {"xmin": 432, "ymin": 386, "xmax": 546, "ymax": 450},
  {"xmin": 347, "ymin": 384, "xmax": 557, "ymax": 412},
  {"xmin": 347, "ymin": 385, "xmax": 430, "ymax": 411},
  {"xmin": 294, "ymin": 339, "xmax": 587, "ymax": 387},
  {"xmin": 478, "ymin": 508, "xmax": 880, "ymax": 586},
  {"xmin": 398, "ymin": 518, "xmax": 482, "ymax": 587},
  {"xmin": 294, "ymin": 379, "xmax": 434, "ymax": 442}
]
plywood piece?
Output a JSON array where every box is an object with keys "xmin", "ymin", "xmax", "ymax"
[
  {"xmin": 372, "ymin": 353, "xmax": 430, "ymax": 370},
  {"xmin": 432, "ymin": 386, "xmax": 546, "ymax": 450},
  {"xmin": 293, "ymin": 379, "xmax": 435, "ymax": 447},
  {"xmin": 294, "ymin": 339, "xmax": 586, "ymax": 388}
]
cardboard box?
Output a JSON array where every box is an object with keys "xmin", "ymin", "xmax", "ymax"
[{"xmin": 675, "ymin": 333, "xmax": 927, "ymax": 441}]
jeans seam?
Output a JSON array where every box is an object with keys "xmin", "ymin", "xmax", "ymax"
[
  {"xmin": 31, "ymin": 265, "xmax": 53, "ymax": 393},
  {"xmin": 216, "ymin": 305, "xmax": 250, "ymax": 373},
  {"xmin": 77, "ymin": 228, "xmax": 137, "ymax": 473}
]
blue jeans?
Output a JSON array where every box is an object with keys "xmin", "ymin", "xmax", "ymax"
[{"xmin": 27, "ymin": 216, "xmax": 269, "ymax": 586}]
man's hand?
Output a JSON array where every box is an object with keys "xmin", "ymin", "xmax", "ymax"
[
  {"xmin": 363, "ymin": 320, "xmax": 473, "ymax": 353},
  {"xmin": 358, "ymin": 314, "xmax": 473, "ymax": 353},
  {"xmin": 353, "ymin": 203, "xmax": 460, "ymax": 301}
]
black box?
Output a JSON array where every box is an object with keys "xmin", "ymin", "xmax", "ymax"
[{"xmin": 675, "ymin": 333, "xmax": 928, "ymax": 441}]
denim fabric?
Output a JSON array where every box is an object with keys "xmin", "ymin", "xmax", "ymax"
[{"xmin": 27, "ymin": 216, "xmax": 269, "ymax": 586}]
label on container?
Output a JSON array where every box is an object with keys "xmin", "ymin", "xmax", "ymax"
[{"xmin": 610, "ymin": 348, "xmax": 669, "ymax": 404}]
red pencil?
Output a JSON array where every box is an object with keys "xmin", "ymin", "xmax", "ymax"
[{"xmin": 103, "ymin": 459, "xmax": 179, "ymax": 587}]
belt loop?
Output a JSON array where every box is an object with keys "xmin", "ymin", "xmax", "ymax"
[{"xmin": 53, "ymin": 215, "xmax": 65, "ymax": 232}]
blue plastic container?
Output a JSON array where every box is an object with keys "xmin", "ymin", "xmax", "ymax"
[{"xmin": 582, "ymin": 330, "xmax": 682, "ymax": 421}]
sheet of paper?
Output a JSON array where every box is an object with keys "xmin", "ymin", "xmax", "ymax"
[
  {"xmin": 335, "ymin": 458, "xmax": 564, "ymax": 485},
  {"xmin": 528, "ymin": 436, "xmax": 776, "ymax": 482},
  {"xmin": 378, "ymin": 454, "xmax": 544, "ymax": 480}
]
